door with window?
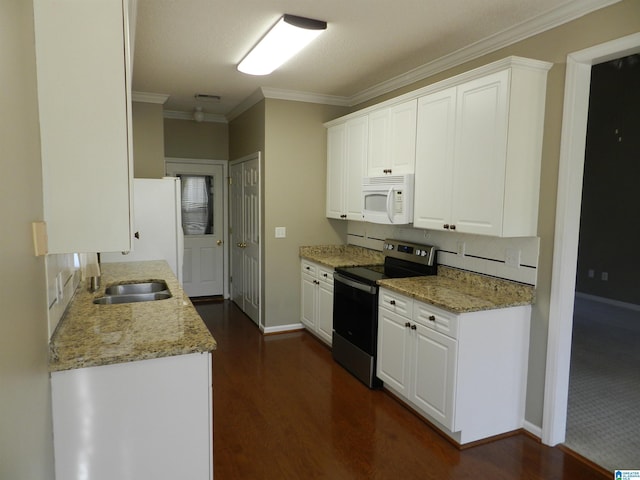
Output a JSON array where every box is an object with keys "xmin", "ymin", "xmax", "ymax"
[{"xmin": 166, "ymin": 161, "xmax": 225, "ymax": 298}]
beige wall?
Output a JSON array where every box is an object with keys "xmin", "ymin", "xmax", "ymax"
[
  {"xmin": 132, "ymin": 102, "xmax": 165, "ymax": 178},
  {"xmin": 0, "ymin": 0, "xmax": 55, "ymax": 478},
  {"xmin": 264, "ymin": 99, "xmax": 349, "ymax": 327},
  {"xmin": 230, "ymin": 99, "xmax": 349, "ymax": 328},
  {"xmin": 351, "ymin": 0, "xmax": 640, "ymax": 428},
  {"xmin": 165, "ymin": 118, "xmax": 229, "ymax": 160}
]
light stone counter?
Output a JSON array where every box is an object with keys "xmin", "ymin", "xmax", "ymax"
[
  {"xmin": 378, "ymin": 265, "xmax": 535, "ymax": 313},
  {"xmin": 299, "ymin": 244, "xmax": 384, "ymax": 268},
  {"xmin": 49, "ymin": 260, "xmax": 216, "ymax": 372}
]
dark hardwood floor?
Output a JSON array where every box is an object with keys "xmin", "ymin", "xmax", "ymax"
[{"xmin": 196, "ymin": 300, "xmax": 607, "ymax": 480}]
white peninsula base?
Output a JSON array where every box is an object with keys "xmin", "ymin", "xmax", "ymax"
[{"xmin": 51, "ymin": 352, "xmax": 213, "ymax": 480}]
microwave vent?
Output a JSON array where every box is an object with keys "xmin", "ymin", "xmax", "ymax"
[{"xmin": 363, "ymin": 175, "xmax": 409, "ymax": 186}]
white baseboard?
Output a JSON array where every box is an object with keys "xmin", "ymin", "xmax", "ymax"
[
  {"xmin": 576, "ymin": 292, "xmax": 640, "ymax": 312},
  {"xmin": 523, "ymin": 419, "xmax": 542, "ymax": 440},
  {"xmin": 261, "ymin": 323, "xmax": 305, "ymax": 335}
]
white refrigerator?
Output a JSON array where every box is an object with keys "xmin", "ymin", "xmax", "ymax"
[{"xmin": 101, "ymin": 177, "xmax": 184, "ymax": 284}]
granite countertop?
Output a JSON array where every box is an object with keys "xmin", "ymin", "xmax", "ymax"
[
  {"xmin": 300, "ymin": 244, "xmax": 534, "ymax": 314},
  {"xmin": 49, "ymin": 260, "xmax": 216, "ymax": 372},
  {"xmin": 299, "ymin": 244, "xmax": 384, "ymax": 268},
  {"xmin": 378, "ymin": 265, "xmax": 535, "ymax": 314}
]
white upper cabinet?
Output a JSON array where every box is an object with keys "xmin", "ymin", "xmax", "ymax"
[
  {"xmin": 326, "ymin": 116, "xmax": 368, "ymax": 220},
  {"xmin": 414, "ymin": 58, "xmax": 551, "ymax": 237},
  {"xmin": 34, "ymin": 0, "xmax": 133, "ymax": 254},
  {"xmin": 367, "ymin": 100, "xmax": 417, "ymax": 176}
]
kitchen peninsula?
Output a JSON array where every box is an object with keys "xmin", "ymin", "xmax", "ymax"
[{"xmin": 49, "ymin": 260, "xmax": 216, "ymax": 480}]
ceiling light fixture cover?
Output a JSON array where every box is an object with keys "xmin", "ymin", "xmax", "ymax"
[{"xmin": 237, "ymin": 14, "xmax": 327, "ymax": 76}]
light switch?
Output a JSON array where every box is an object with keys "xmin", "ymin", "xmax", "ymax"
[{"xmin": 275, "ymin": 227, "xmax": 286, "ymax": 238}]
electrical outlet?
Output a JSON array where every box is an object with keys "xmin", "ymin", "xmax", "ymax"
[
  {"xmin": 56, "ymin": 273, "xmax": 64, "ymax": 303},
  {"xmin": 505, "ymin": 248, "xmax": 521, "ymax": 268},
  {"xmin": 275, "ymin": 227, "xmax": 286, "ymax": 238},
  {"xmin": 457, "ymin": 241, "xmax": 466, "ymax": 256},
  {"xmin": 601, "ymin": 271, "xmax": 608, "ymax": 281}
]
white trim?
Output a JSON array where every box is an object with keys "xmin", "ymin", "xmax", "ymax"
[
  {"xmin": 260, "ymin": 87, "xmax": 351, "ymax": 106},
  {"xmin": 324, "ymin": 56, "xmax": 552, "ymax": 127},
  {"xmin": 261, "ymin": 323, "xmax": 305, "ymax": 335},
  {"xmin": 132, "ymin": 91, "xmax": 169, "ymax": 104},
  {"xmin": 226, "ymin": 89, "xmax": 265, "ymax": 121},
  {"xmin": 542, "ymin": 32, "xmax": 640, "ymax": 447},
  {"xmin": 163, "ymin": 109, "xmax": 228, "ymax": 124},
  {"xmin": 575, "ymin": 292, "xmax": 640, "ymax": 312},
  {"xmin": 523, "ymin": 419, "xmax": 542, "ymax": 440},
  {"xmin": 348, "ymin": 0, "xmax": 620, "ymax": 106}
]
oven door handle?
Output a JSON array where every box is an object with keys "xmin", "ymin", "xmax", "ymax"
[{"xmin": 333, "ymin": 272, "xmax": 377, "ymax": 294}]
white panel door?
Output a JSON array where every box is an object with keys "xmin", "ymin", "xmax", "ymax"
[
  {"xmin": 316, "ymin": 280, "xmax": 334, "ymax": 344},
  {"xmin": 345, "ymin": 116, "xmax": 368, "ymax": 220},
  {"xmin": 389, "ymin": 99, "xmax": 417, "ymax": 174},
  {"xmin": 452, "ymin": 70, "xmax": 509, "ymax": 235},
  {"xmin": 411, "ymin": 324, "xmax": 457, "ymax": 430},
  {"xmin": 326, "ymin": 124, "xmax": 346, "ymax": 219},
  {"xmin": 414, "ymin": 88, "xmax": 456, "ymax": 231},
  {"xmin": 376, "ymin": 308, "xmax": 410, "ymax": 397},
  {"xmin": 229, "ymin": 154, "xmax": 262, "ymax": 326}
]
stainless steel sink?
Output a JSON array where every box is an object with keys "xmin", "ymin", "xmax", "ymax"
[
  {"xmin": 94, "ymin": 280, "xmax": 172, "ymax": 305},
  {"xmin": 93, "ymin": 292, "xmax": 172, "ymax": 305},
  {"xmin": 105, "ymin": 281, "xmax": 169, "ymax": 296}
]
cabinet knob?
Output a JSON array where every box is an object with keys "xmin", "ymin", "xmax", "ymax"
[
  {"xmin": 389, "ymin": 300, "xmax": 396, "ymax": 305},
  {"xmin": 314, "ymin": 280, "xmax": 320, "ymax": 285},
  {"xmin": 305, "ymin": 266, "xmax": 311, "ymax": 270},
  {"xmin": 323, "ymin": 273, "xmax": 328, "ymax": 278},
  {"xmin": 410, "ymin": 324, "xmax": 417, "ymax": 330},
  {"xmin": 450, "ymin": 225, "xmax": 456, "ymax": 230},
  {"xmin": 405, "ymin": 322, "xmax": 411, "ymax": 328},
  {"xmin": 429, "ymin": 315, "xmax": 436, "ymax": 321},
  {"xmin": 443, "ymin": 224, "xmax": 449, "ymax": 229},
  {"xmin": 134, "ymin": 231, "xmax": 140, "ymax": 239}
]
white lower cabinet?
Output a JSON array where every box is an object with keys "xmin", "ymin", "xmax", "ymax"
[
  {"xmin": 301, "ymin": 260, "xmax": 334, "ymax": 345},
  {"xmin": 51, "ymin": 353, "xmax": 213, "ymax": 480},
  {"xmin": 377, "ymin": 288, "xmax": 530, "ymax": 445}
]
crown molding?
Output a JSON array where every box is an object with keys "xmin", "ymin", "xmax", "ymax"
[
  {"xmin": 132, "ymin": 91, "xmax": 170, "ymax": 104},
  {"xmin": 347, "ymin": 0, "xmax": 620, "ymax": 106},
  {"xmin": 260, "ymin": 87, "xmax": 351, "ymax": 106},
  {"xmin": 163, "ymin": 110, "xmax": 228, "ymax": 123}
]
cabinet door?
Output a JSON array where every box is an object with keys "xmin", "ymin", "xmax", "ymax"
[
  {"xmin": 34, "ymin": 0, "xmax": 132, "ymax": 254},
  {"xmin": 411, "ymin": 324, "xmax": 457, "ymax": 430},
  {"xmin": 452, "ymin": 70, "xmax": 509, "ymax": 236},
  {"xmin": 367, "ymin": 109, "xmax": 391, "ymax": 176},
  {"xmin": 414, "ymin": 88, "xmax": 456, "ymax": 231},
  {"xmin": 344, "ymin": 116, "xmax": 368, "ymax": 220},
  {"xmin": 317, "ymin": 281, "xmax": 334, "ymax": 345},
  {"xmin": 389, "ymin": 100, "xmax": 417, "ymax": 174},
  {"xmin": 300, "ymin": 273, "xmax": 317, "ymax": 329},
  {"xmin": 377, "ymin": 308, "xmax": 411, "ymax": 397},
  {"xmin": 326, "ymin": 123, "xmax": 346, "ymax": 219}
]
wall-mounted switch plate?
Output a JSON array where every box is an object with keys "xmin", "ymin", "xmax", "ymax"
[
  {"xmin": 275, "ymin": 227, "xmax": 286, "ymax": 238},
  {"xmin": 601, "ymin": 271, "xmax": 608, "ymax": 281}
]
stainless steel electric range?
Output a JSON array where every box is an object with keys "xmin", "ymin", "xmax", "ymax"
[{"xmin": 332, "ymin": 239, "xmax": 437, "ymax": 388}]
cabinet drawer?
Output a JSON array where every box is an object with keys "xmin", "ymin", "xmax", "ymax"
[
  {"xmin": 301, "ymin": 261, "xmax": 318, "ymax": 277},
  {"xmin": 379, "ymin": 289, "xmax": 413, "ymax": 318},
  {"xmin": 414, "ymin": 302, "xmax": 458, "ymax": 339},
  {"xmin": 318, "ymin": 267, "xmax": 334, "ymax": 285}
]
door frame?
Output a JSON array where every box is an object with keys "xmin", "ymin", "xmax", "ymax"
[
  {"xmin": 165, "ymin": 157, "xmax": 229, "ymax": 298},
  {"xmin": 542, "ymin": 33, "xmax": 640, "ymax": 446}
]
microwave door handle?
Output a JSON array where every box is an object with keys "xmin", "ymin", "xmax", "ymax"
[{"xmin": 386, "ymin": 186, "xmax": 394, "ymax": 222}]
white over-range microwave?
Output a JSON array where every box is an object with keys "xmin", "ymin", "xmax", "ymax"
[{"xmin": 362, "ymin": 174, "xmax": 414, "ymax": 225}]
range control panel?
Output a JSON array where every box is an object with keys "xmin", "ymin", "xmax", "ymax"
[{"xmin": 383, "ymin": 239, "xmax": 437, "ymax": 266}]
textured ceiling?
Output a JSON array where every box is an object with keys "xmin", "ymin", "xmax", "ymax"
[{"xmin": 131, "ymin": 0, "xmax": 617, "ymax": 119}]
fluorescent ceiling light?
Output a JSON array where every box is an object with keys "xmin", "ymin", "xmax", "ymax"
[{"xmin": 238, "ymin": 14, "xmax": 327, "ymax": 76}]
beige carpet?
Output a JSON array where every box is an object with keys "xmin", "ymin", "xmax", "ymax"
[{"xmin": 565, "ymin": 296, "xmax": 640, "ymax": 471}]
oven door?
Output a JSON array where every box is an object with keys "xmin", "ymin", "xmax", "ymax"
[{"xmin": 332, "ymin": 273, "xmax": 378, "ymax": 355}]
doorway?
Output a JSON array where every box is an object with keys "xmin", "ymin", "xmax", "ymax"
[
  {"xmin": 543, "ymin": 33, "xmax": 640, "ymax": 446},
  {"xmin": 166, "ymin": 159, "xmax": 227, "ymax": 298},
  {"xmin": 229, "ymin": 152, "xmax": 262, "ymax": 327}
]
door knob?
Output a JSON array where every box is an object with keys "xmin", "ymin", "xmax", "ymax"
[{"xmin": 217, "ymin": 239, "xmax": 223, "ymax": 246}]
